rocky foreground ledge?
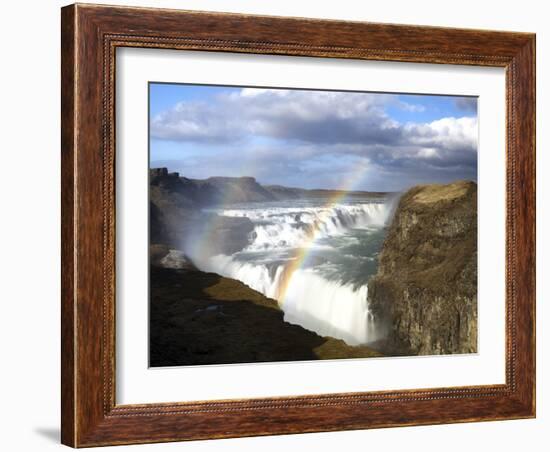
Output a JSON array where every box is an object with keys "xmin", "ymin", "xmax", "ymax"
[
  {"xmin": 150, "ymin": 255, "xmax": 381, "ymax": 367},
  {"xmin": 368, "ymin": 180, "xmax": 478, "ymax": 356}
]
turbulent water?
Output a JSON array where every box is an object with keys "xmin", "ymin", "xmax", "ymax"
[{"xmin": 191, "ymin": 197, "xmax": 397, "ymax": 346}]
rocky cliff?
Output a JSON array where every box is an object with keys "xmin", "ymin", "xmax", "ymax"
[
  {"xmin": 150, "ymin": 168, "xmax": 255, "ymax": 253},
  {"xmin": 150, "ymin": 168, "xmax": 277, "ymax": 209},
  {"xmin": 150, "ymin": 261, "xmax": 381, "ymax": 366},
  {"xmin": 150, "ymin": 168, "xmax": 388, "ymax": 212},
  {"xmin": 201, "ymin": 176, "xmax": 277, "ymax": 203},
  {"xmin": 367, "ymin": 180, "xmax": 477, "ymax": 355}
]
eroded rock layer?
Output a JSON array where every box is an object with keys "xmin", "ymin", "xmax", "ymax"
[{"xmin": 368, "ymin": 181, "xmax": 478, "ymax": 355}]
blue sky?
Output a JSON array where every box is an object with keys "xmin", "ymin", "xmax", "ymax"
[{"xmin": 149, "ymin": 83, "xmax": 477, "ymax": 191}]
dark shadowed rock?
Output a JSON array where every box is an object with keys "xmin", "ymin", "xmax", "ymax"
[
  {"xmin": 368, "ymin": 180, "xmax": 477, "ymax": 355},
  {"xmin": 183, "ymin": 213, "xmax": 255, "ymax": 258},
  {"xmin": 149, "ymin": 169, "xmax": 255, "ymax": 250},
  {"xmin": 149, "ymin": 265, "xmax": 381, "ymax": 366}
]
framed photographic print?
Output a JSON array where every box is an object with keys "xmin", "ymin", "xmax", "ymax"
[{"xmin": 61, "ymin": 3, "xmax": 536, "ymax": 447}]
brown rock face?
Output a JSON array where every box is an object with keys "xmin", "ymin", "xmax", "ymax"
[{"xmin": 368, "ymin": 181, "xmax": 477, "ymax": 355}]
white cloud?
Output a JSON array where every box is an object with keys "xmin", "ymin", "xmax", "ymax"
[
  {"xmin": 150, "ymin": 88, "xmax": 478, "ymax": 187},
  {"xmin": 398, "ymin": 101, "xmax": 426, "ymax": 113}
]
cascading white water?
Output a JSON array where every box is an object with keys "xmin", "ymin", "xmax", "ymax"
[
  {"xmin": 192, "ymin": 199, "xmax": 396, "ymax": 346},
  {"xmin": 220, "ymin": 203, "xmax": 391, "ymax": 251},
  {"xmin": 199, "ymin": 254, "xmax": 285, "ymax": 300},
  {"xmin": 282, "ymin": 270, "xmax": 377, "ymax": 345}
]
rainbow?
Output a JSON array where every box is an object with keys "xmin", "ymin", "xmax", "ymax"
[
  {"xmin": 185, "ymin": 157, "xmax": 263, "ymax": 261},
  {"xmin": 274, "ymin": 161, "xmax": 371, "ymax": 307},
  {"xmin": 186, "ymin": 159, "xmax": 372, "ymax": 308}
]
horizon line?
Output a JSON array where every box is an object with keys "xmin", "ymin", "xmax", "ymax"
[{"xmin": 149, "ymin": 166, "xmax": 476, "ymax": 194}]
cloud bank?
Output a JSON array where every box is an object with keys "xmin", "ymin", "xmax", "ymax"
[{"xmin": 150, "ymin": 88, "xmax": 477, "ymax": 191}]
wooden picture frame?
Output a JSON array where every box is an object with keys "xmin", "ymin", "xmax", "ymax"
[{"xmin": 61, "ymin": 3, "xmax": 535, "ymax": 447}]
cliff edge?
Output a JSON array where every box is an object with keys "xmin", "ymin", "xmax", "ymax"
[
  {"xmin": 150, "ymin": 262, "xmax": 381, "ymax": 366},
  {"xmin": 368, "ymin": 180, "xmax": 478, "ymax": 355}
]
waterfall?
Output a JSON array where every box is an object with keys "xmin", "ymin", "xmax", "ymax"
[
  {"xmin": 190, "ymin": 199, "xmax": 396, "ymax": 346},
  {"xmin": 220, "ymin": 202, "xmax": 392, "ymax": 251}
]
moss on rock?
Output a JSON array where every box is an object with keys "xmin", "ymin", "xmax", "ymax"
[{"xmin": 368, "ymin": 180, "xmax": 477, "ymax": 355}]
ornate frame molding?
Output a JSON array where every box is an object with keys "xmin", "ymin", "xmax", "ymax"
[{"xmin": 61, "ymin": 4, "xmax": 535, "ymax": 447}]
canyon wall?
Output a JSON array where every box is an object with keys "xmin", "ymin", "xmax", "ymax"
[{"xmin": 368, "ymin": 181, "xmax": 478, "ymax": 355}]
